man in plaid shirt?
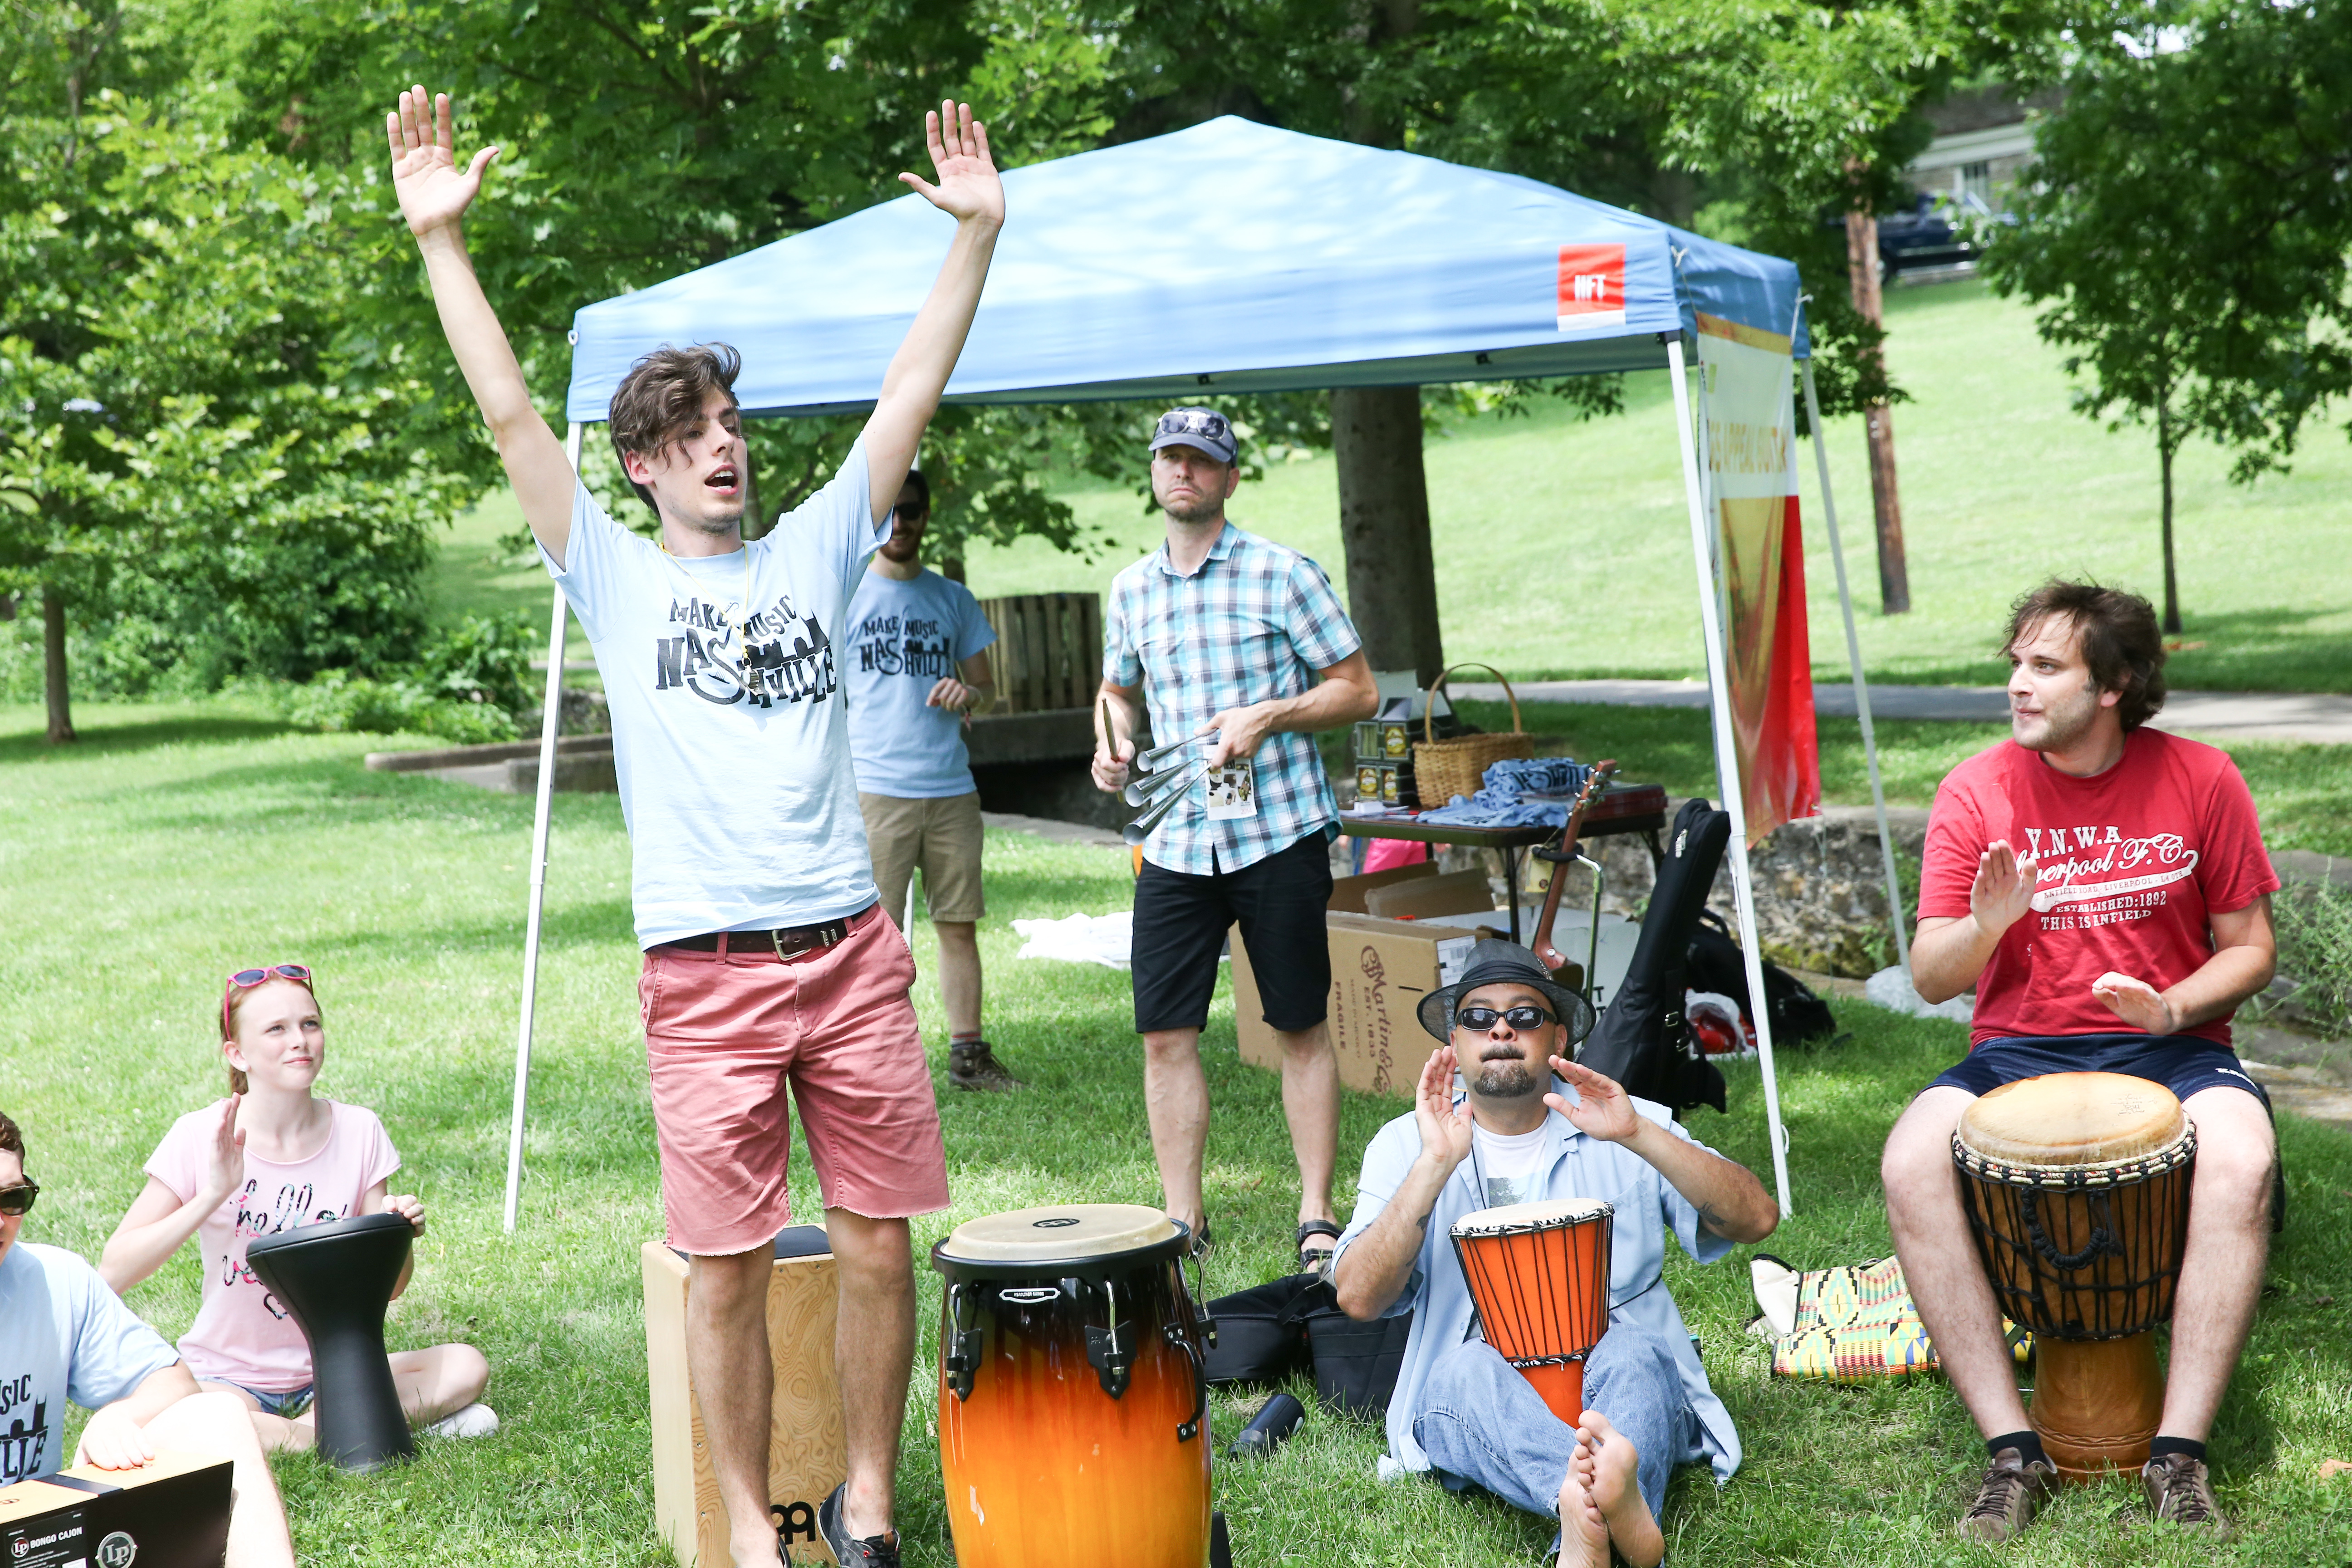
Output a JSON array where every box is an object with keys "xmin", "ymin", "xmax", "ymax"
[{"xmin": 1093, "ymin": 407, "xmax": 1379, "ymax": 1273}]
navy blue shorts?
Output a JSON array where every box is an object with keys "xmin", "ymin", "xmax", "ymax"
[{"xmin": 1929, "ymin": 1034, "xmax": 2269, "ymax": 1107}]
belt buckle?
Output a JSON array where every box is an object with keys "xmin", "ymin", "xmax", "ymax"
[{"xmin": 768, "ymin": 927, "xmax": 797, "ymax": 961}]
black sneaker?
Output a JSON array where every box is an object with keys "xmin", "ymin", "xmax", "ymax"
[
  {"xmin": 816, "ymin": 1483, "xmax": 900, "ymax": 1567},
  {"xmin": 948, "ymin": 1040, "xmax": 1024, "ymax": 1092}
]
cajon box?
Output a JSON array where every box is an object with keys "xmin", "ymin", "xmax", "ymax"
[
  {"xmin": 644, "ymin": 1230, "xmax": 845, "ymax": 1566},
  {"xmin": 0, "ymin": 1448, "xmax": 231, "ymax": 1568}
]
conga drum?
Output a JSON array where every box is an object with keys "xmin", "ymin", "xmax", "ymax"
[
  {"xmin": 932, "ymin": 1205, "xmax": 1212, "ymax": 1568},
  {"xmin": 244, "ymin": 1210, "xmax": 416, "ymax": 1471},
  {"xmin": 1450, "ymin": 1198, "xmax": 1613, "ymax": 1424},
  {"xmin": 1953, "ymin": 1073, "xmax": 2196, "ymax": 1481}
]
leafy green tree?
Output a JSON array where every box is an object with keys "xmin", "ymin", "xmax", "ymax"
[{"xmin": 1985, "ymin": 0, "xmax": 2352, "ymax": 632}]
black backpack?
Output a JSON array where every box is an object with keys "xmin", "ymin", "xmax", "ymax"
[
  {"xmin": 1579, "ymin": 798, "xmax": 1731, "ymax": 1114},
  {"xmin": 1686, "ymin": 909, "xmax": 1840, "ymax": 1049}
]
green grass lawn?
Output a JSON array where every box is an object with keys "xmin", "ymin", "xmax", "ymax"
[
  {"xmin": 6, "ymin": 698, "xmax": 2352, "ymax": 1565},
  {"xmin": 930, "ymin": 279, "xmax": 2352, "ymax": 694}
]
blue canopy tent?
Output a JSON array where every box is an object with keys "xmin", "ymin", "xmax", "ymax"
[{"xmin": 503, "ymin": 116, "xmax": 1914, "ymax": 1226}]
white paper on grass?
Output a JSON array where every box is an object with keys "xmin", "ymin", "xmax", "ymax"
[
  {"xmin": 1863, "ymin": 965, "xmax": 1975, "ymax": 1023},
  {"xmin": 1012, "ymin": 911, "xmax": 1138, "ymax": 970}
]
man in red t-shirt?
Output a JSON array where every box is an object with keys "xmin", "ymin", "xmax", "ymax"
[{"xmin": 1880, "ymin": 581, "xmax": 2278, "ymax": 1544}]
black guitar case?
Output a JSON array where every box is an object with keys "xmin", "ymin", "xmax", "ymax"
[{"xmin": 1578, "ymin": 797, "xmax": 1732, "ymax": 1115}]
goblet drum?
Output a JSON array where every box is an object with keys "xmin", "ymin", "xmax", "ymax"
[
  {"xmin": 244, "ymin": 1210, "xmax": 416, "ymax": 1471},
  {"xmin": 1450, "ymin": 1197, "xmax": 1614, "ymax": 1424},
  {"xmin": 931, "ymin": 1204, "xmax": 1213, "ymax": 1568},
  {"xmin": 1952, "ymin": 1072, "xmax": 2196, "ymax": 1481}
]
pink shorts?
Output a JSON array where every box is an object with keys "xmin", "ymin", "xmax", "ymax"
[{"xmin": 637, "ymin": 904, "xmax": 949, "ymax": 1255}]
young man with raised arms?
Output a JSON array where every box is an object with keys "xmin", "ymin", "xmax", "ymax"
[{"xmin": 388, "ymin": 86, "xmax": 1003, "ymax": 1568}]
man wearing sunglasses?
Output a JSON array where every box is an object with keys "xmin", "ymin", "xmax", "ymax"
[
  {"xmin": 1326, "ymin": 944, "xmax": 1777, "ymax": 1568},
  {"xmin": 1093, "ymin": 405, "xmax": 1380, "ymax": 1273},
  {"xmin": 0, "ymin": 1111, "xmax": 297, "ymax": 1567}
]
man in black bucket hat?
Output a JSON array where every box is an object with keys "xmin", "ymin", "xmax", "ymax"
[{"xmin": 1329, "ymin": 942, "xmax": 1777, "ymax": 1568}]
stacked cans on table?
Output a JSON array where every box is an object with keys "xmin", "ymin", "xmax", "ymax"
[{"xmin": 1352, "ymin": 715, "xmax": 1417, "ymax": 809}]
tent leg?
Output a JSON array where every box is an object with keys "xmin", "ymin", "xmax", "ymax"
[
  {"xmin": 1800, "ymin": 360, "xmax": 1909, "ymax": 972},
  {"xmin": 1666, "ymin": 336, "xmax": 1793, "ymax": 1215},
  {"xmin": 503, "ymin": 423, "xmax": 582, "ymax": 1234}
]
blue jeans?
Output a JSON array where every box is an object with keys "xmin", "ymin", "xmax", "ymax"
[{"xmin": 1413, "ymin": 1324, "xmax": 1705, "ymax": 1536}]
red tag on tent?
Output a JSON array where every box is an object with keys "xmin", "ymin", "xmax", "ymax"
[{"xmin": 1556, "ymin": 245, "xmax": 1626, "ymax": 331}]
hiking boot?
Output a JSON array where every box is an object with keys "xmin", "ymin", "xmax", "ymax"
[
  {"xmin": 948, "ymin": 1041, "xmax": 1024, "ymax": 1092},
  {"xmin": 1958, "ymin": 1447, "xmax": 2058, "ymax": 1544},
  {"xmin": 817, "ymin": 1483, "xmax": 901, "ymax": 1567},
  {"xmin": 2142, "ymin": 1452, "xmax": 2234, "ymax": 1539}
]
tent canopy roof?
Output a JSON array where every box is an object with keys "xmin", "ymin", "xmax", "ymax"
[{"xmin": 565, "ymin": 116, "xmax": 1807, "ymax": 422}]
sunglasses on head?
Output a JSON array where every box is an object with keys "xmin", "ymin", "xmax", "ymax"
[
  {"xmin": 1455, "ymin": 1004, "xmax": 1556, "ymax": 1033},
  {"xmin": 0, "ymin": 1181, "xmax": 38, "ymax": 1218},
  {"xmin": 223, "ymin": 963, "xmax": 316, "ymax": 1038},
  {"xmin": 1155, "ymin": 409, "xmax": 1231, "ymax": 443}
]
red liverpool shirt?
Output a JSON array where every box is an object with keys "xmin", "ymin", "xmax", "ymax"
[{"xmin": 1918, "ymin": 728, "xmax": 2280, "ymax": 1048}]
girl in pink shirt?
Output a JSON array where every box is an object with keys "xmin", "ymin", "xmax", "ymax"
[{"xmin": 100, "ymin": 965, "xmax": 495, "ymax": 1452}]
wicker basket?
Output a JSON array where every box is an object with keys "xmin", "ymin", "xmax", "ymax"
[{"xmin": 1412, "ymin": 663, "xmax": 1534, "ymax": 806}]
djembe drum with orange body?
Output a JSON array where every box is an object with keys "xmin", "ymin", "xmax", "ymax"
[
  {"xmin": 1952, "ymin": 1073, "xmax": 2196, "ymax": 1481},
  {"xmin": 1450, "ymin": 1198, "xmax": 1614, "ymax": 1424}
]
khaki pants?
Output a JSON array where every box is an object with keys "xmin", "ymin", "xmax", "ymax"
[{"xmin": 859, "ymin": 791, "xmax": 986, "ymax": 925}]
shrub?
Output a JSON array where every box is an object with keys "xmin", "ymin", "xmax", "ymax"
[
  {"xmin": 260, "ymin": 614, "xmax": 538, "ymax": 745},
  {"xmin": 2255, "ymin": 880, "xmax": 2352, "ymax": 1039}
]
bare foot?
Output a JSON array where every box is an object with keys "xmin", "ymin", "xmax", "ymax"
[
  {"xmin": 1573, "ymin": 1411, "xmax": 1664, "ymax": 1568},
  {"xmin": 1554, "ymin": 1468, "xmax": 1612, "ymax": 1568}
]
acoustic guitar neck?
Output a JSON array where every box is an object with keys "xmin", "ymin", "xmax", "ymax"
[{"xmin": 1530, "ymin": 760, "xmax": 1619, "ymax": 980}]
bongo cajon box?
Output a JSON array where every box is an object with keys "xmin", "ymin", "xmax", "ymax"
[
  {"xmin": 643, "ymin": 1231, "xmax": 845, "ymax": 1566},
  {"xmin": 1232, "ymin": 913, "xmax": 1481, "ymax": 1098},
  {"xmin": 0, "ymin": 1448, "xmax": 231, "ymax": 1568}
]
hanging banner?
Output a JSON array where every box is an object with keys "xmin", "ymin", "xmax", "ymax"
[{"xmin": 1696, "ymin": 313, "xmax": 1820, "ymax": 843}]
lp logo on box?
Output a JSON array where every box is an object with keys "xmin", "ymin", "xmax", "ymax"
[{"xmin": 96, "ymin": 1532, "xmax": 137, "ymax": 1568}]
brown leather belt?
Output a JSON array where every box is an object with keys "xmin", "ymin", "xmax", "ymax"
[{"xmin": 657, "ymin": 904, "xmax": 873, "ymax": 960}]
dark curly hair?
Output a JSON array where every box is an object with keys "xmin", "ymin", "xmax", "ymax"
[
  {"xmin": 0, "ymin": 1108, "xmax": 23, "ymax": 1168},
  {"xmin": 2002, "ymin": 578, "xmax": 2168, "ymax": 730}
]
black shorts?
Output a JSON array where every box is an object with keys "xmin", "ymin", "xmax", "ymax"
[
  {"xmin": 1928, "ymin": 1033, "xmax": 2270, "ymax": 1107},
  {"xmin": 1132, "ymin": 832, "xmax": 1333, "ymax": 1034}
]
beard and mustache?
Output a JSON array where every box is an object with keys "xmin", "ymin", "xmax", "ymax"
[{"xmin": 1469, "ymin": 1044, "xmax": 1544, "ymax": 1100}]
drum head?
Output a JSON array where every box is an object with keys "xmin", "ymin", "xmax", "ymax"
[
  {"xmin": 1958, "ymin": 1072, "xmax": 2188, "ymax": 1167},
  {"xmin": 935, "ymin": 1204, "xmax": 1182, "ymax": 1275},
  {"xmin": 1451, "ymin": 1196, "xmax": 1612, "ymax": 1238}
]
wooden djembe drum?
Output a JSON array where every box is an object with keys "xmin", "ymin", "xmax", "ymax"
[{"xmin": 1952, "ymin": 1073, "xmax": 2196, "ymax": 1481}]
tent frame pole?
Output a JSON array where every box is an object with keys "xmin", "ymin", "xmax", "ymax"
[
  {"xmin": 1665, "ymin": 333, "xmax": 1793, "ymax": 1215},
  {"xmin": 1799, "ymin": 354, "xmax": 1909, "ymax": 971},
  {"xmin": 503, "ymin": 422, "xmax": 582, "ymax": 1234}
]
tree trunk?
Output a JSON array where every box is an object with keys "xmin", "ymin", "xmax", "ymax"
[
  {"xmin": 1331, "ymin": 385, "xmax": 1445, "ymax": 687},
  {"xmin": 940, "ymin": 556, "xmax": 966, "ymax": 584},
  {"xmin": 43, "ymin": 585, "xmax": 75, "ymax": 743},
  {"xmin": 1845, "ymin": 208, "xmax": 1912, "ymax": 614},
  {"xmin": 2157, "ymin": 404, "xmax": 2180, "ymax": 634}
]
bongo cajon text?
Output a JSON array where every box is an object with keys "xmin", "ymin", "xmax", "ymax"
[{"xmin": 643, "ymin": 1237, "xmax": 845, "ymax": 1566}]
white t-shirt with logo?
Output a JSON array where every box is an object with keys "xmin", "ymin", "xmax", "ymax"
[
  {"xmin": 0, "ymin": 1243, "xmax": 178, "ymax": 1483},
  {"xmin": 543, "ymin": 443, "xmax": 890, "ymax": 946},
  {"xmin": 143, "ymin": 1100, "xmax": 401, "ymax": 1392},
  {"xmin": 1470, "ymin": 1121, "xmax": 1552, "ymax": 1210},
  {"xmin": 843, "ymin": 568, "xmax": 998, "ymax": 799}
]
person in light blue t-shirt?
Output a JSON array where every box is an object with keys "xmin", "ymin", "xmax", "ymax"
[
  {"xmin": 0, "ymin": 1109, "xmax": 295, "ymax": 1568},
  {"xmin": 844, "ymin": 470, "xmax": 1019, "ymax": 1093}
]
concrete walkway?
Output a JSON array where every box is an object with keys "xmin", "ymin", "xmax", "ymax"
[{"xmin": 1447, "ymin": 679, "xmax": 2352, "ymax": 746}]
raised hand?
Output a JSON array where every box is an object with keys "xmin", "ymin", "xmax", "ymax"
[
  {"xmin": 2092, "ymin": 971, "xmax": 2177, "ymax": 1036},
  {"xmin": 1547, "ymin": 1057, "xmax": 1640, "ymax": 1144},
  {"xmin": 1091, "ymin": 735, "xmax": 1134, "ymax": 794},
  {"xmin": 898, "ymin": 101, "xmax": 1003, "ymax": 229},
  {"xmin": 1413, "ymin": 1046, "xmax": 1475, "ymax": 1172},
  {"xmin": 383, "ymin": 1193, "xmax": 428, "ymax": 1235},
  {"xmin": 202, "ymin": 1094, "xmax": 247, "ymax": 1208},
  {"xmin": 1969, "ymin": 838, "xmax": 2044, "ymax": 936},
  {"xmin": 386, "ymin": 86, "xmax": 500, "ymax": 240}
]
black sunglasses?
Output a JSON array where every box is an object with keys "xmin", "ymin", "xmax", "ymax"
[
  {"xmin": 0, "ymin": 1181, "xmax": 38, "ymax": 1218},
  {"xmin": 1455, "ymin": 1004, "xmax": 1556, "ymax": 1033}
]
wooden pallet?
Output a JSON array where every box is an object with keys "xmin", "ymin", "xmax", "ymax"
[{"xmin": 978, "ymin": 592, "xmax": 1102, "ymax": 714}]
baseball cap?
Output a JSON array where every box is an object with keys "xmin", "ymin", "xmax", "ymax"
[{"xmin": 1148, "ymin": 406, "xmax": 1237, "ymax": 466}]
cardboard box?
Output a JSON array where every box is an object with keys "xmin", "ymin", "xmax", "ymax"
[
  {"xmin": 1326, "ymin": 861, "xmax": 1438, "ymax": 915},
  {"xmin": 644, "ymin": 1232, "xmax": 845, "ymax": 1566},
  {"xmin": 1362, "ymin": 868, "xmax": 1495, "ymax": 922},
  {"xmin": 1231, "ymin": 913, "xmax": 1484, "ymax": 1097},
  {"xmin": 0, "ymin": 1449, "xmax": 231, "ymax": 1568}
]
